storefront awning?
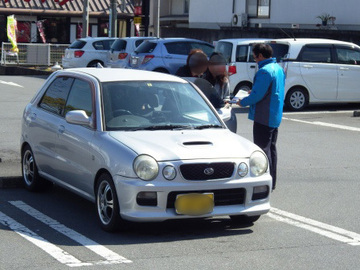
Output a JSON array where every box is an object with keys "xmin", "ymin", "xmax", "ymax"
[{"xmin": 0, "ymin": 0, "xmax": 134, "ymax": 18}]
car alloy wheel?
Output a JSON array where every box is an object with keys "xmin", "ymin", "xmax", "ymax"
[
  {"xmin": 96, "ymin": 173, "xmax": 124, "ymax": 231},
  {"xmin": 22, "ymin": 145, "xmax": 52, "ymax": 191}
]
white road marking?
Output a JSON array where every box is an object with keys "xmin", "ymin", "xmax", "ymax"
[
  {"xmin": 0, "ymin": 211, "xmax": 91, "ymax": 267},
  {"xmin": 269, "ymin": 208, "xmax": 360, "ymax": 246},
  {"xmin": 283, "ymin": 110, "xmax": 354, "ymax": 116},
  {"xmin": 283, "ymin": 117, "xmax": 360, "ymax": 132},
  {"xmin": 8, "ymin": 201, "xmax": 132, "ymax": 266},
  {"xmin": 0, "ymin": 80, "xmax": 23, "ymax": 88}
]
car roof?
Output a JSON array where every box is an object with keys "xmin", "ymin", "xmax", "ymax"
[
  {"xmin": 269, "ymin": 38, "xmax": 358, "ymax": 46},
  {"xmin": 217, "ymin": 38, "xmax": 270, "ymax": 45},
  {"xmin": 146, "ymin": 38, "xmax": 211, "ymax": 44},
  {"xmin": 58, "ymin": 68, "xmax": 188, "ymax": 83}
]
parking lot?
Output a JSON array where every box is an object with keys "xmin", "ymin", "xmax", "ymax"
[{"xmin": 1, "ymin": 75, "xmax": 360, "ymax": 270}]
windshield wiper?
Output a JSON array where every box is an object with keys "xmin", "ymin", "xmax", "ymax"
[
  {"xmin": 194, "ymin": 124, "xmax": 223, "ymax": 130},
  {"xmin": 131, "ymin": 125, "xmax": 193, "ymax": 131}
]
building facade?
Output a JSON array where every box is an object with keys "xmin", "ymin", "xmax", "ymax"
[
  {"xmin": 159, "ymin": 0, "xmax": 360, "ymax": 45},
  {"xmin": 0, "ymin": 0, "xmax": 134, "ymax": 45}
]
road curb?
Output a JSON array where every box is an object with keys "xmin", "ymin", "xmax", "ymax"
[{"xmin": 0, "ymin": 176, "xmax": 23, "ymax": 189}]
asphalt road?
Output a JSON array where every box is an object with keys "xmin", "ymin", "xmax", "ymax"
[{"xmin": 1, "ymin": 75, "xmax": 360, "ymax": 270}]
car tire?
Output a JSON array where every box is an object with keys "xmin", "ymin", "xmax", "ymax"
[
  {"xmin": 22, "ymin": 145, "xmax": 52, "ymax": 192},
  {"xmin": 95, "ymin": 173, "xmax": 128, "ymax": 232},
  {"xmin": 153, "ymin": 68, "xmax": 170, "ymax": 74},
  {"xmin": 87, "ymin": 60, "xmax": 103, "ymax": 67},
  {"xmin": 229, "ymin": 215, "xmax": 261, "ymax": 224},
  {"xmin": 285, "ymin": 87, "xmax": 309, "ymax": 111},
  {"xmin": 233, "ymin": 82, "xmax": 252, "ymax": 97}
]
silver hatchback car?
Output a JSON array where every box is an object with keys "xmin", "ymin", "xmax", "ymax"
[{"xmin": 21, "ymin": 68, "xmax": 271, "ymax": 231}]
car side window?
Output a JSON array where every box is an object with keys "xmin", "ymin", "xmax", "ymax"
[
  {"xmin": 298, "ymin": 46, "xmax": 332, "ymax": 63},
  {"xmin": 236, "ymin": 45, "xmax": 248, "ymax": 62},
  {"xmin": 39, "ymin": 77, "xmax": 74, "ymax": 116},
  {"xmin": 336, "ymin": 47, "xmax": 360, "ymax": 65},
  {"xmin": 103, "ymin": 40, "xmax": 115, "ymax": 50},
  {"xmin": 93, "ymin": 41, "xmax": 105, "ymax": 50},
  {"xmin": 164, "ymin": 42, "xmax": 190, "ymax": 55},
  {"xmin": 64, "ymin": 79, "xmax": 93, "ymax": 117}
]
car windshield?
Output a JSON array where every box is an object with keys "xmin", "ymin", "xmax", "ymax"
[
  {"xmin": 102, "ymin": 81, "xmax": 223, "ymax": 131},
  {"xmin": 111, "ymin": 39, "xmax": 127, "ymax": 52}
]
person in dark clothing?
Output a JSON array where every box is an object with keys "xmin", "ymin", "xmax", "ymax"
[
  {"xmin": 175, "ymin": 49, "xmax": 208, "ymax": 77},
  {"xmin": 203, "ymin": 52, "xmax": 230, "ymax": 102},
  {"xmin": 238, "ymin": 43, "xmax": 285, "ymax": 190}
]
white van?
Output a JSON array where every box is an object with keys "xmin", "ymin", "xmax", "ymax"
[
  {"xmin": 268, "ymin": 38, "xmax": 360, "ymax": 110},
  {"xmin": 215, "ymin": 38, "xmax": 269, "ymax": 96}
]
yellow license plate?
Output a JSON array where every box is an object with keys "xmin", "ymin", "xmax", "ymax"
[{"xmin": 175, "ymin": 193, "xmax": 214, "ymax": 216}]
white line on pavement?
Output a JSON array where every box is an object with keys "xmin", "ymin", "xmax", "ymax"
[
  {"xmin": 0, "ymin": 80, "xmax": 23, "ymax": 88},
  {"xmin": 0, "ymin": 211, "xmax": 91, "ymax": 267},
  {"xmin": 283, "ymin": 110, "xmax": 354, "ymax": 116},
  {"xmin": 9, "ymin": 201, "xmax": 132, "ymax": 266},
  {"xmin": 268, "ymin": 208, "xmax": 360, "ymax": 246},
  {"xmin": 283, "ymin": 117, "xmax": 360, "ymax": 132}
]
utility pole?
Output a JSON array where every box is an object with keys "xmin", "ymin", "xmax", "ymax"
[
  {"xmin": 156, "ymin": 0, "xmax": 160, "ymax": 37},
  {"xmin": 110, "ymin": 0, "xmax": 117, "ymax": 37},
  {"xmin": 82, "ymin": 0, "xmax": 89, "ymax": 38}
]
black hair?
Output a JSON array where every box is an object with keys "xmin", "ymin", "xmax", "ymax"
[{"xmin": 252, "ymin": 43, "xmax": 273, "ymax": 59}]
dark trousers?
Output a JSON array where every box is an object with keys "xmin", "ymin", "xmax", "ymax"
[{"xmin": 253, "ymin": 122, "xmax": 278, "ymax": 190}]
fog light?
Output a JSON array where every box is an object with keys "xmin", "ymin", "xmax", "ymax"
[
  {"xmin": 252, "ymin": 185, "xmax": 269, "ymax": 200},
  {"xmin": 136, "ymin": 192, "xmax": 158, "ymax": 206}
]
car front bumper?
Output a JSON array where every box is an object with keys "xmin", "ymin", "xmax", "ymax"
[{"xmin": 114, "ymin": 174, "xmax": 271, "ymax": 222}]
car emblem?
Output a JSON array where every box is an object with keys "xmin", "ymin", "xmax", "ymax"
[{"xmin": 204, "ymin": 167, "xmax": 215, "ymax": 176}]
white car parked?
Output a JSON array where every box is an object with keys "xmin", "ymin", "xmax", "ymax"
[
  {"xmin": 62, "ymin": 37, "xmax": 116, "ymax": 68},
  {"xmin": 107, "ymin": 37, "xmax": 156, "ymax": 68},
  {"xmin": 215, "ymin": 38, "xmax": 269, "ymax": 96},
  {"xmin": 268, "ymin": 38, "xmax": 360, "ymax": 110},
  {"xmin": 21, "ymin": 68, "xmax": 271, "ymax": 231}
]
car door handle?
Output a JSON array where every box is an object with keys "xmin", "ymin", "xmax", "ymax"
[
  {"xmin": 302, "ymin": 64, "xmax": 313, "ymax": 68},
  {"xmin": 30, "ymin": 113, "xmax": 37, "ymax": 120},
  {"xmin": 164, "ymin": 55, "xmax": 172, "ymax": 59},
  {"xmin": 339, "ymin": 67, "xmax": 349, "ymax": 70},
  {"xmin": 250, "ymin": 65, "xmax": 256, "ymax": 69},
  {"xmin": 58, "ymin": 125, "xmax": 65, "ymax": 134}
]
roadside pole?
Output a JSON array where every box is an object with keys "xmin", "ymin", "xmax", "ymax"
[
  {"xmin": 110, "ymin": 0, "xmax": 118, "ymax": 37},
  {"xmin": 82, "ymin": 0, "xmax": 89, "ymax": 38}
]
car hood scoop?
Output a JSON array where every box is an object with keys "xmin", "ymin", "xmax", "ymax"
[
  {"xmin": 109, "ymin": 129, "xmax": 257, "ymax": 161},
  {"xmin": 182, "ymin": 141, "xmax": 213, "ymax": 146}
]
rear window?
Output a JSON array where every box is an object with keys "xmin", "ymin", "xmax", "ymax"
[
  {"xmin": 135, "ymin": 41, "xmax": 157, "ymax": 53},
  {"xmin": 190, "ymin": 42, "xmax": 214, "ymax": 57},
  {"xmin": 215, "ymin": 42, "xmax": 233, "ymax": 63},
  {"xmin": 269, "ymin": 43, "xmax": 290, "ymax": 61},
  {"xmin": 69, "ymin": 40, "xmax": 86, "ymax": 49},
  {"xmin": 135, "ymin": 39, "xmax": 146, "ymax": 47},
  {"xmin": 111, "ymin": 39, "xmax": 127, "ymax": 52}
]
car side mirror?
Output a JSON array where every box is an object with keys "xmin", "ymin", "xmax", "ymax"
[
  {"xmin": 217, "ymin": 106, "xmax": 231, "ymax": 122},
  {"xmin": 65, "ymin": 110, "xmax": 93, "ymax": 128}
]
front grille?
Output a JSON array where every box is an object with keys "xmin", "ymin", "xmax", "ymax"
[
  {"xmin": 167, "ymin": 188, "xmax": 246, "ymax": 209},
  {"xmin": 180, "ymin": 162, "xmax": 235, "ymax": 180}
]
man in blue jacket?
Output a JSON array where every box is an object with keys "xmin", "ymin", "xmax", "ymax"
[{"xmin": 238, "ymin": 43, "xmax": 285, "ymax": 190}]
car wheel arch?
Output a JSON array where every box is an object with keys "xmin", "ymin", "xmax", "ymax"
[
  {"xmin": 233, "ymin": 81, "xmax": 252, "ymax": 96},
  {"xmin": 87, "ymin": 60, "xmax": 104, "ymax": 67},
  {"xmin": 94, "ymin": 169, "xmax": 113, "ymax": 195},
  {"xmin": 285, "ymin": 85, "xmax": 310, "ymax": 111},
  {"xmin": 153, "ymin": 68, "xmax": 170, "ymax": 74}
]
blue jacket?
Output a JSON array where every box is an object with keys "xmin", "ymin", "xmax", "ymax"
[{"xmin": 240, "ymin": 58, "xmax": 285, "ymax": 128}]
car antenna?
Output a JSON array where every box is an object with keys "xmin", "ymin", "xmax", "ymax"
[{"xmin": 277, "ymin": 25, "xmax": 296, "ymax": 41}]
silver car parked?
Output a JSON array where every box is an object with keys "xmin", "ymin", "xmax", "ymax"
[{"xmin": 21, "ymin": 68, "xmax": 271, "ymax": 232}]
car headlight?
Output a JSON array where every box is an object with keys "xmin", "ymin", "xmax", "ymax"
[
  {"xmin": 249, "ymin": 151, "xmax": 268, "ymax": 177},
  {"xmin": 133, "ymin": 155, "xmax": 159, "ymax": 181},
  {"xmin": 163, "ymin": 165, "xmax": 177, "ymax": 180}
]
